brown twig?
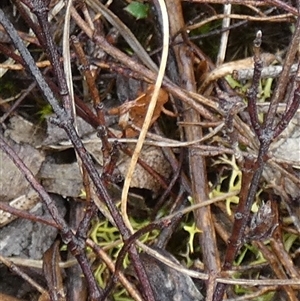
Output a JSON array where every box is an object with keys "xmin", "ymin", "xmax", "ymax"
[
  {"xmin": 165, "ymin": 2, "xmax": 221, "ymax": 301},
  {"xmin": 0, "ymin": 3, "xmax": 155, "ymax": 300},
  {"xmin": 0, "ymin": 201, "xmax": 58, "ymax": 228},
  {"xmin": 187, "ymin": 0, "xmax": 299, "ymax": 16},
  {"xmin": 0, "ymin": 133, "xmax": 103, "ymax": 300},
  {"xmin": 70, "ymin": 5, "xmax": 219, "ymax": 120},
  {"xmin": 102, "ymin": 217, "xmax": 176, "ymax": 299},
  {"xmin": 0, "ymin": 254, "xmax": 49, "ymax": 297},
  {"xmin": 213, "ymin": 18, "xmax": 300, "ymax": 301}
]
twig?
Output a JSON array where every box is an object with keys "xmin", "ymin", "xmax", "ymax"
[
  {"xmin": 70, "ymin": 5, "xmax": 218, "ymax": 120},
  {"xmin": 85, "ymin": 0, "xmax": 158, "ymax": 72},
  {"xmin": 213, "ymin": 19, "xmax": 300, "ymax": 301},
  {"xmin": 216, "ymin": 4, "xmax": 231, "ymax": 66},
  {"xmin": 102, "ymin": 218, "xmax": 175, "ymax": 299},
  {"xmin": 0, "ymin": 3, "xmax": 155, "ymax": 300},
  {"xmin": 247, "ymin": 30, "xmax": 264, "ymax": 136},
  {"xmin": 188, "ymin": 0, "xmax": 299, "ymax": 16},
  {"xmin": 120, "ymin": 0, "xmax": 169, "ymax": 241},
  {"xmin": 0, "ymin": 254, "xmax": 49, "ymax": 297},
  {"xmin": 165, "ymin": 1, "xmax": 221, "ymax": 301}
]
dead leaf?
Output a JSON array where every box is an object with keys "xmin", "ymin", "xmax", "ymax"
[
  {"xmin": 246, "ymin": 200, "xmax": 278, "ymax": 242},
  {"xmin": 38, "ymin": 291, "xmax": 51, "ymax": 301},
  {"xmin": 43, "ymin": 241, "xmax": 66, "ymax": 301},
  {"xmin": 109, "ymin": 85, "xmax": 169, "ymax": 137}
]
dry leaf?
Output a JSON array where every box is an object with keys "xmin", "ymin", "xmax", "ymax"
[
  {"xmin": 246, "ymin": 200, "xmax": 278, "ymax": 242},
  {"xmin": 43, "ymin": 241, "xmax": 66, "ymax": 301},
  {"xmin": 109, "ymin": 85, "xmax": 169, "ymax": 137}
]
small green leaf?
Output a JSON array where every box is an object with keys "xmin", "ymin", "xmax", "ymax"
[{"xmin": 124, "ymin": 2, "xmax": 149, "ymax": 20}]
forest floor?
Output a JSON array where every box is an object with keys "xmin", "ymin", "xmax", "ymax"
[{"xmin": 0, "ymin": 1, "xmax": 299, "ymax": 301}]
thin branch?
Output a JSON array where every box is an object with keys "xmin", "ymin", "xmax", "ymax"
[
  {"xmin": 0, "ymin": 5, "xmax": 155, "ymax": 300},
  {"xmin": 247, "ymin": 30, "xmax": 263, "ymax": 136}
]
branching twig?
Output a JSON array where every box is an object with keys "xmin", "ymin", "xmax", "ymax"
[
  {"xmin": 213, "ymin": 18, "xmax": 300, "ymax": 301},
  {"xmin": 247, "ymin": 30, "xmax": 263, "ymax": 136},
  {"xmin": 0, "ymin": 3, "xmax": 155, "ymax": 300},
  {"xmin": 0, "ymin": 134, "xmax": 103, "ymax": 300}
]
